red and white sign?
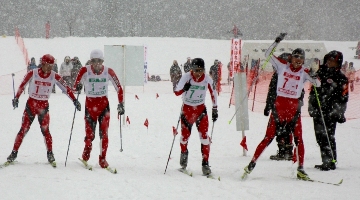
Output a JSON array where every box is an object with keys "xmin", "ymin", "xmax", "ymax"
[{"xmin": 229, "ymin": 39, "xmax": 242, "ymax": 77}]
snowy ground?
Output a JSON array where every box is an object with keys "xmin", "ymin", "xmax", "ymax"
[{"xmin": 0, "ymin": 37, "xmax": 359, "ymax": 199}]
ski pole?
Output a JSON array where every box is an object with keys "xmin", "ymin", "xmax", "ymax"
[
  {"xmin": 313, "ymin": 86, "xmax": 336, "ymax": 163},
  {"xmin": 119, "ymin": 115, "xmax": 123, "ymax": 152},
  {"xmin": 65, "ymin": 93, "xmax": 80, "ymax": 167},
  {"xmin": 11, "ymin": 73, "xmax": 15, "ymax": 98},
  {"xmin": 228, "ymin": 45, "xmax": 277, "ymax": 124},
  {"xmin": 164, "ymin": 105, "xmax": 183, "ymax": 174},
  {"xmin": 210, "ymin": 121, "xmax": 215, "ymax": 142}
]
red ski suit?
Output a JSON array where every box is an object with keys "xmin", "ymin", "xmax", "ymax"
[
  {"xmin": 174, "ymin": 71, "xmax": 217, "ymax": 162},
  {"xmin": 73, "ymin": 65, "xmax": 123, "ymax": 162},
  {"xmin": 12, "ymin": 68, "xmax": 76, "ymax": 152}
]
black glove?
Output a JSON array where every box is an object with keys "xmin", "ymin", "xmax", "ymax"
[
  {"xmin": 275, "ymin": 33, "xmax": 287, "ymax": 43},
  {"xmin": 73, "ymin": 99, "xmax": 81, "ymax": 111},
  {"xmin": 12, "ymin": 98, "xmax": 19, "ymax": 109},
  {"xmin": 212, "ymin": 108, "xmax": 218, "ymax": 122},
  {"xmin": 76, "ymin": 83, "xmax": 83, "ymax": 91},
  {"xmin": 183, "ymin": 82, "xmax": 191, "ymax": 91},
  {"xmin": 117, "ymin": 103, "xmax": 125, "ymax": 115},
  {"xmin": 264, "ymin": 108, "xmax": 270, "ymax": 116}
]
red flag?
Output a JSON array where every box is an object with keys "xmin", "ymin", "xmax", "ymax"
[
  {"xmin": 292, "ymin": 148, "xmax": 297, "ymax": 163},
  {"xmin": 135, "ymin": 95, "xmax": 139, "ymax": 100},
  {"xmin": 126, "ymin": 116, "xmax": 130, "ymax": 125},
  {"xmin": 156, "ymin": 93, "xmax": 159, "ymax": 99},
  {"xmin": 144, "ymin": 118, "xmax": 149, "ymax": 128},
  {"xmin": 172, "ymin": 126, "xmax": 178, "ymax": 136},
  {"xmin": 240, "ymin": 136, "xmax": 248, "ymax": 151}
]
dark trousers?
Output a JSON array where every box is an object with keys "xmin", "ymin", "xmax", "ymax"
[{"xmin": 312, "ymin": 114, "xmax": 337, "ymax": 164}]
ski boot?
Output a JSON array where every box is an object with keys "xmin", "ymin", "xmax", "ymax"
[
  {"xmin": 47, "ymin": 151, "xmax": 56, "ymax": 167},
  {"xmin": 180, "ymin": 150, "xmax": 189, "ymax": 169},
  {"xmin": 202, "ymin": 160, "xmax": 211, "ymax": 175},
  {"xmin": 284, "ymin": 145, "xmax": 293, "ymax": 161},
  {"xmin": 99, "ymin": 155, "xmax": 109, "ymax": 168},
  {"xmin": 270, "ymin": 144, "xmax": 285, "ymax": 160},
  {"xmin": 314, "ymin": 162, "xmax": 336, "ymax": 171},
  {"xmin": 242, "ymin": 161, "xmax": 256, "ymax": 179},
  {"xmin": 7, "ymin": 150, "xmax": 18, "ymax": 163},
  {"xmin": 297, "ymin": 166, "xmax": 310, "ymax": 181}
]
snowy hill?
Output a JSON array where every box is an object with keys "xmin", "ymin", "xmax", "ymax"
[{"xmin": 0, "ymin": 36, "xmax": 359, "ymax": 199}]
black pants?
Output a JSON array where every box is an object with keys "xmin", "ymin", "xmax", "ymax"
[{"xmin": 312, "ymin": 114, "xmax": 337, "ymax": 164}]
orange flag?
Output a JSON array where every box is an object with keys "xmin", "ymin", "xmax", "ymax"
[
  {"xmin": 126, "ymin": 116, "xmax": 130, "ymax": 125},
  {"xmin": 240, "ymin": 136, "xmax": 248, "ymax": 151},
  {"xmin": 144, "ymin": 118, "xmax": 149, "ymax": 128},
  {"xmin": 156, "ymin": 93, "xmax": 159, "ymax": 99},
  {"xmin": 135, "ymin": 95, "xmax": 139, "ymax": 100}
]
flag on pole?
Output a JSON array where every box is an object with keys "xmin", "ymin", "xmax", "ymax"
[
  {"xmin": 144, "ymin": 118, "xmax": 149, "ymax": 128},
  {"xmin": 240, "ymin": 136, "xmax": 248, "ymax": 151},
  {"xmin": 126, "ymin": 116, "xmax": 130, "ymax": 125},
  {"xmin": 135, "ymin": 95, "xmax": 139, "ymax": 100},
  {"xmin": 172, "ymin": 126, "xmax": 177, "ymax": 136}
]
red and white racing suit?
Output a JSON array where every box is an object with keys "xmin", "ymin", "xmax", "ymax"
[
  {"xmin": 251, "ymin": 43, "xmax": 321, "ymax": 167},
  {"xmin": 174, "ymin": 72, "xmax": 217, "ymax": 162},
  {"xmin": 12, "ymin": 68, "xmax": 76, "ymax": 152},
  {"xmin": 73, "ymin": 65, "xmax": 123, "ymax": 164}
]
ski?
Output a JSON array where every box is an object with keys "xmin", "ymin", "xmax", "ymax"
[
  {"xmin": 205, "ymin": 174, "xmax": 221, "ymax": 181},
  {"xmin": 300, "ymin": 177, "xmax": 343, "ymax": 186},
  {"xmin": 49, "ymin": 161, "xmax": 57, "ymax": 168},
  {"xmin": 241, "ymin": 171, "xmax": 249, "ymax": 180},
  {"xmin": 178, "ymin": 168, "xmax": 193, "ymax": 177},
  {"xmin": 0, "ymin": 161, "xmax": 13, "ymax": 168},
  {"xmin": 105, "ymin": 166, "xmax": 117, "ymax": 174},
  {"xmin": 78, "ymin": 158, "xmax": 93, "ymax": 171}
]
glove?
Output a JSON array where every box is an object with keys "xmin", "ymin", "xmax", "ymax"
[
  {"xmin": 73, "ymin": 99, "xmax": 81, "ymax": 111},
  {"xmin": 183, "ymin": 82, "xmax": 191, "ymax": 91},
  {"xmin": 117, "ymin": 103, "xmax": 125, "ymax": 115},
  {"xmin": 212, "ymin": 107, "xmax": 218, "ymax": 122},
  {"xmin": 76, "ymin": 83, "xmax": 83, "ymax": 91},
  {"xmin": 275, "ymin": 33, "xmax": 287, "ymax": 43},
  {"xmin": 12, "ymin": 98, "xmax": 19, "ymax": 109}
]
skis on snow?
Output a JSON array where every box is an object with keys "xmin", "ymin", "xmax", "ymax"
[
  {"xmin": 178, "ymin": 168, "xmax": 220, "ymax": 181},
  {"xmin": 78, "ymin": 158, "xmax": 117, "ymax": 174}
]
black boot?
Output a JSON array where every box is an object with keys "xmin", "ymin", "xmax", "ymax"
[
  {"xmin": 284, "ymin": 144, "xmax": 293, "ymax": 161},
  {"xmin": 47, "ymin": 151, "xmax": 55, "ymax": 163},
  {"xmin": 180, "ymin": 150, "xmax": 189, "ymax": 169},
  {"xmin": 270, "ymin": 144, "xmax": 285, "ymax": 160},
  {"xmin": 7, "ymin": 150, "xmax": 18, "ymax": 162},
  {"xmin": 202, "ymin": 160, "xmax": 211, "ymax": 175}
]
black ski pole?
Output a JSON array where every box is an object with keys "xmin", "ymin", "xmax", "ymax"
[
  {"xmin": 65, "ymin": 93, "xmax": 80, "ymax": 167},
  {"xmin": 119, "ymin": 115, "xmax": 123, "ymax": 152},
  {"xmin": 210, "ymin": 121, "xmax": 215, "ymax": 142},
  {"xmin": 11, "ymin": 73, "xmax": 16, "ymax": 109},
  {"xmin": 164, "ymin": 105, "xmax": 183, "ymax": 174}
]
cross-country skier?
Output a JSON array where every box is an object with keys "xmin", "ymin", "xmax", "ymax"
[
  {"xmin": 243, "ymin": 34, "xmax": 321, "ymax": 180},
  {"xmin": 174, "ymin": 58, "xmax": 218, "ymax": 175},
  {"xmin": 308, "ymin": 51, "xmax": 349, "ymax": 171},
  {"xmin": 6, "ymin": 54, "xmax": 81, "ymax": 167},
  {"xmin": 265, "ymin": 53, "xmax": 305, "ymax": 161},
  {"xmin": 73, "ymin": 49, "xmax": 124, "ymax": 169}
]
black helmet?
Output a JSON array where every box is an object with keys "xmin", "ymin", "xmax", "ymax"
[
  {"xmin": 292, "ymin": 48, "xmax": 305, "ymax": 58},
  {"xmin": 327, "ymin": 50, "xmax": 343, "ymax": 67},
  {"xmin": 279, "ymin": 53, "xmax": 291, "ymax": 62},
  {"xmin": 191, "ymin": 58, "xmax": 205, "ymax": 69}
]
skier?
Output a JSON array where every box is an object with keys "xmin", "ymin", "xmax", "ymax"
[
  {"xmin": 242, "ymin": 34, "xmax": 321, "ymax": 180},
  {"xmin": 308, "ymin": 51, "xmax": 349, "ymax": 171},
  {"xmin": 265, "ymin": 53, "xmax": 305, "ymax": 161},
  {"xmin": 174, "ymin": 58, "xmax": 218, "ymax": 175},
  {"xmin": 183, "ymin": 57, "xmax": 192, "ymax": 73},
  {"xmin": 73, "ymin": 49, "xmax": 124, "ymax": 170},
  {"xmin": 169, "ymin": 60, "xmax": 182, "ymax": 91},
  {"xmin": 6, "ymin": 54, "xmax": 81, "ymax": 167}
]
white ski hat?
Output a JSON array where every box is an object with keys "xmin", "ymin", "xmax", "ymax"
[{"xmin": 90, "ymin": 49, "xmax": 104, "ymax": 60}]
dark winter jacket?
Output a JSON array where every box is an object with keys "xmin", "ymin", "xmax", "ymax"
[
  {"xmin": 52, "ymin": 64, "xmax": 58, "ymax": 73},
  {"xmin": 308, "ymin": 65, "xmax": 349, "ymax": 123},
  {"xmin": 264, "ymin": 72, "xmax": 305, "ymax": 116},
  {"xmin": 209, "ymin": 64, "xmax": 219, "ymax": 82}
]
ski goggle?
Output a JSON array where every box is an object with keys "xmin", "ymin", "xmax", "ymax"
[
  {"xmin": 91, "ymin": 58, "xmax": 104, "ymax": 64},
  {"xmin": 292, "ymin": 54, "xmax": 305, "ymax": 59}
]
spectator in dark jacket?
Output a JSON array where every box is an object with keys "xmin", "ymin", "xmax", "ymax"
[
  {"xmin": 183, "ymin": 57, "xmax": 192, "ymax": 73},
  {"xmin": 308, "ymin": 51, "xmax": 348, "ymax": 171},
  {"xmin": 71, "ymin": 56, "xmax": 82, "ymax": 90},
  {"xmin": 27, "ymin": 57, "xmax": 37, "ymax": 71},
  {"xmin": 209, "ymin": 59, "xmax": 220, "ymax": 90},
  {"xmin": 170, "ymin": 60, "xmax": 182, "ymax": 91}
]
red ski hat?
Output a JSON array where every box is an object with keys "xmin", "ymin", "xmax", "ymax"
[{"xmin": 41, "ymin": 54, "xmax": 55, "ymax": 65}]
